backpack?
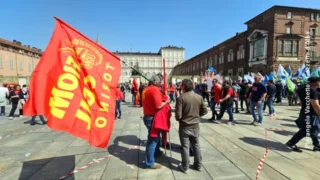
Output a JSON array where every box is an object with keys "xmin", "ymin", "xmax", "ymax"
[{"xmin": 231, "ymin": 90, "xmax": 239, "ymax": 101}]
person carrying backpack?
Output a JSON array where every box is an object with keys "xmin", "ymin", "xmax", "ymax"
[{"xmin": 213, "ymin": 80, "xmax": 235, "ymax": 125}]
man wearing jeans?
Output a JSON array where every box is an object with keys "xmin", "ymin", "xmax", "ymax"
[
  {"xmin": 142, "ymin": 73, "xmax": 168, "ymax": 169},
  {"xmin": 249, "ymin": 75, "xmax": 267, "ymax": 126},
  {"xmin": 30, "ymin": 115, "xmax": 47, "ymax": 125},
  {"xmin": 175, "ymin": 79, "xmax": 207, "ymax": 173},
  {"xmin": 266, "ymin": 80, "xmax": 276, "ymax": 117},
  {"xmin": 213, "ymin": 80, "xmax": 235, "ymax": 125}
]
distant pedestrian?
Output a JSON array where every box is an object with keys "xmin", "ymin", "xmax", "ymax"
[
  {"xmin": 175, "ymin": 79, "xmax": 207, "ymax": 173},
  {"xmin": 115, "ymin": 85, "xmax": 123, "ymax": 119},
  {"xmin": 209, "ymin": 79, "xmax": 221, "ymax": 121},
  {"xmin": 168, "ymin": 83, "xmax": 176, "ymax": 103},
  {"xmin": 8, "ymin": 85, "xmax": 24, "ymax": 119},
  {"xmin": 120, "ymin": 84, "xmax": 126, "ymax": 102},
  {"xmin": 265, "ymin": 80, "xmax": 276, "ymax": 117},
  {"xmin": 0, "ymin": 83, "xmax": 9, "ymax": 116}
]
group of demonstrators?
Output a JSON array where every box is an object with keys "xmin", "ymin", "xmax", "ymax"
[
  {"xmin": 140, "ymin": 73, "xmax": 207, "ymax": 173},
  {"xmin": 136, "ymin": 64, "xmax": 320, "ymax": 173},
  {"xmin": 0, "ymin": 83, "xmax": 46, "ymax": 125}
]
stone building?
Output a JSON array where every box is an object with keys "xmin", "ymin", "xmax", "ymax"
[
  {"xmin": 114, "ymin": 46, "xmax": 185, "ymax": 83},
  {"xmin": 172, "ymin": 5, "xmax": 320, "ymax": 81},
  {"xmin": 0, "ymin": 38, "xmax": 42, "ymax": 85}
]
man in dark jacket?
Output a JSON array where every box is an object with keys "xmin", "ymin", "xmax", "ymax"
[
  {"xmin": 286, "ymin": 77, "xmax": 320, "ymax": 152},
  {"xmin": 175, "ymin": 79, "xmax": 208, "ymax": 173},
  {"xmin": 239, "ymin": 81, "xmax": 247, "ymax": 111}
]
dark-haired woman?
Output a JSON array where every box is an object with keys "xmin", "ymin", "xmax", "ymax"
[{"xmin": 8, "ymin": 85, "xmax": 24, "ymax": 120}]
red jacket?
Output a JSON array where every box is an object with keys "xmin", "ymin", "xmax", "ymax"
[{"xmin": 150, "ymin": 103, "xmax": 171, "ymax": 137}]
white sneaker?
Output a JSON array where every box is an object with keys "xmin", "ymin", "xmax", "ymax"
[
  {"xmin": 213, "ymin": 120, "xmax": 221, "ymax": 124},
  {"xmin": 19, "ymin": 115, "xmax": 23, "ymax": 118},
  {"xmin": 227, "ymin": 122, "xmax": 232, "ymax": 125},
  {"xmin": 257, "ymin": 123, "xmax": 262, "ymax": 126},
  {"xmin": 9, "ymin": 117, "xmax": 13, "ymax": 120}
]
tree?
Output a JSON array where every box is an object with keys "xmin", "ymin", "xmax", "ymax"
[{"xmin": 131, "ymin": 64, "xmax": 141, "ymax": 76}]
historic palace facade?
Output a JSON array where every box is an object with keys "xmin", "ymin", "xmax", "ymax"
[
  {"xmin": 114, "ymin": 46, "xmax": 185, "ymax": 83},
  {"xmin": 172, "ymin": 5, "xmax": 320, "ymax": 81},
  {"xmin": 0, "ymin": 38, "xmax": 42, "ymax": 85}
]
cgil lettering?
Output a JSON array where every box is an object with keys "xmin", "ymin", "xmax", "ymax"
[{"xmin": 49, "ymin": 56, "xmax": 116, "ymax": 130}]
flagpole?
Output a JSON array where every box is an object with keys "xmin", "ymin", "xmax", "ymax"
[{"xmin": 163, "ymin": 58, "xmax": 167, "ymax": 95}]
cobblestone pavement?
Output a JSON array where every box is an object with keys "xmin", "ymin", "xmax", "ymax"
[{"xmin": 0, "ymin": 95, "xmax": 319, "ymax": 180}]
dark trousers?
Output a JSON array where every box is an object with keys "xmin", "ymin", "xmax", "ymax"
[
  {"xmin": 169, "ymin": 93, "xmax": 175, "ymax": 103},
  {"xmin": 288, "ymin": 127, "xmax": 319, "ymax": 147},
  {"xmin": 30, "ymin": 115, "xmax": 46, "ymax": 124},
  {"xmin": 115, "ymin": 99, "xmax": 121, "ymax": 117},
  {"xmin": 210, "ymin": 101, "xmax": 218, "ymax": 119},
  {"xmin": 240, "ymin": 95, "xmax": 249, "ymax": 112},
  {"xmin": 217, "ymin": 105, "xmax": 234, "ymax": 121},
  {"xmin": 202, "ymin": 92, "xmax": 209, "ymax": 104},
  {"xmin": 179, "ymin": 126, "xmax": 202, "ymax": 170},
  {"xmin": 276, "ymin": 92, "xmax": 282, "ymax": 103},
  {"xmin": 233, "ymin": 100, "xmax": 239, "ymax": 112},
  {"xmin": 0, "ymin": 106, "xmax": 5, "ymax": 115},
  {"xmin": 9, "ymin": 103, "xmax": 22, "ymax": 117}
]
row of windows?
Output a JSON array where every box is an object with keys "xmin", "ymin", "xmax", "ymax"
[
  {"xmin": 0, "ymin": 58, "xmax": 32, "ymax": 72},
  {"xmin": 286, "ymin": 11, "xmax": 319, "ymax": 21},
  {"xmin": 285, "ymin": 26, "xmax": 318, "ymax": 36}
]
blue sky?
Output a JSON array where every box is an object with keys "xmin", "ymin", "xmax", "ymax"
[{"xmin": 1, "ymin": 0, "xmax": 319, "ymax": 59}]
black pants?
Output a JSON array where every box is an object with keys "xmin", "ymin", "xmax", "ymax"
[
  {"xmin": 233, "ymin": 100, "xmax": 239, "ymax": 112},
  {"xmin": 240, "ymin": 95, "xmax": 249, "ymax": 112},
  {"xmin": 202, "ymin": 92, "xmax": 209, "ymax": 103},
  {"xmin": 276, "ymin": 93, "xmax": 282, "ymax": 103},
  {"xmin": 288, "ymin": 127, "xmax": 319, "ymax": 147},
  {"xmin": 9, "ymin": 103, "xmax": 22, "ymax": 117}
]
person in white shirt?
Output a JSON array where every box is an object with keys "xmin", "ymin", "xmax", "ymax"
[{"xmin": 0, "ymin": 83, "xmax": 9, "ymax": 116}]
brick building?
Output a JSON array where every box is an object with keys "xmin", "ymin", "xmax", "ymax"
[
  {"xmin": 0, "ymin": 38, "xmax": 42, "ymax": 85},
  {"xmin": 172, "ymin": 5, "xmax": 320, "ymax": 82}
]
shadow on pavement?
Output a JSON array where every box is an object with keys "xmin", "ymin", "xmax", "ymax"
[
  {"xmin": 107, "ymin": 135, "xmax": 180, "ymax": 171},
  {"xmin": 281, "ymin": 123, "xmax": 298, "ymax": 128},
  {"xmin": 270, "ymin": 129, "xmax": 296, "ymax": 136},
  {"xmin": 239, "ymin": 137, "xmax": 291, "ymax": 152},
  {"xmin": 19, "ymin": 155, "xmax": 75, "ymax": 180}
]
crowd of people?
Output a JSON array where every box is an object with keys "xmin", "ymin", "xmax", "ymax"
[
  {"xmin": 136, "ymin": 73, "xmax": 320, "ymax": 173},
  {"xmin": 0, "ymin": 83, "xmax": 46, "ymax": 125}
]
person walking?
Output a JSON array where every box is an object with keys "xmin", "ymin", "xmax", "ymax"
[
  {"xmin": 0, "ymin": 83, "xmax": 9, "ymax": 116},
  {"xmin": 213, "ymin": 80, "xmax": 235, "ymax": 125},
  {"xmin": 142, "ymin": 73, "xmax": 169, "ymax": 169},
  {"xmin": 286, "ymin": 77, "xmax": 320, "ymax": 152},
  {"xmin": 168, "ymin": 83, "xmax": 176, "ymax": 103},
  {"xmin": 209, "ymin": 79, "xmax": 221, "ymax": 121},
  {"xmin": 175, "ymin": 79, "xmax": 207, "ymax": 173},
  {"xmin": 8, "ymin": 85, "xmax": 24, "ymax": 119},
  {"xmin": 265, "ymin": 80, "xmax": 276, "ymax": 118},
  {"xmin": 200, "ymin": 80, "xmax": 210, "ymax": 104},
  {"xmin": 115, "ymin": 85, "xmax": 123, "ymax": 119},
  {"xmin": 120, "ymin": 84, "xmax": 126, "ymax": 102},
  {"xmin": 248, "ymin": 75, "xmax": 267, "ymax": 126},
  {"xmin": 239, "ymin": 81, "xmax": 248, "ymax": 111}
]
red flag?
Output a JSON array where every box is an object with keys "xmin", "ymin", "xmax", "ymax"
[{"xmin": 23, "ymin": 17, "xmax": 121, "ymax": 148}]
